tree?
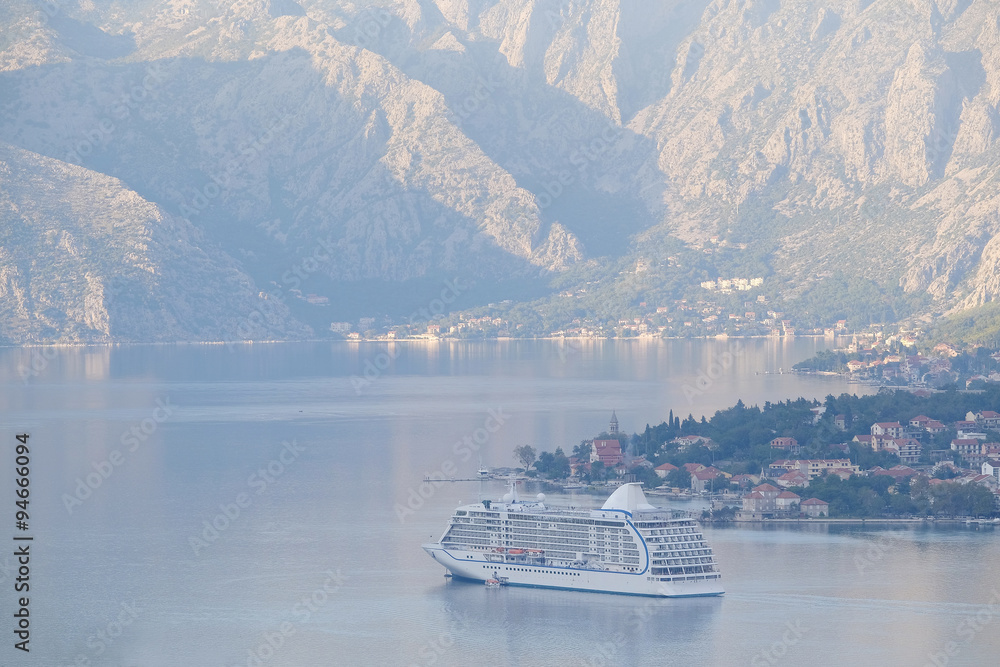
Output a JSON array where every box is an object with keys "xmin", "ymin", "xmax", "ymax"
[
  {"xmin": 665, "ymin": 468, "xmax": 691, "ymax": 489},
  {"xmin": 633, "ymin": 465, "xmax": 662, "ymax": 489},
  {"xmin": 513, "ymin": 445, "xmax": 536, "ymax": 471},
  {"xmin": 589, "ymin": 461, "xmax": 607, "ymax": 482},
  {"xmin": 548, "ymin": 447, "xmax": 570, "ymax": 479},
  {"xmin": 572, "ymin": 441, "xmax": 593, "ymax": 460}
]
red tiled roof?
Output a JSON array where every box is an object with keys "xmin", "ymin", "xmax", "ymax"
[{"xmin": 801, "ymin": 498, "xmax": 829, "ymax": 506}]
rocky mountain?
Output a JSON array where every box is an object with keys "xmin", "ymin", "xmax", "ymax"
[{"xmin": 2, "ymin": 0, "xmax": 1000, "ymax": 341}]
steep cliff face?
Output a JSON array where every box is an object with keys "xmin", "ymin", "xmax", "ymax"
[
  {"xmin": 0, "ymin": 143, "xmax": 307, "ymax": 342},
  {"xmin": 3, "ymin": 0, "xmax": 1000, "ymax": 342}
]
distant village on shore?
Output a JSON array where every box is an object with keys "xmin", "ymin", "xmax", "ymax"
[{"xmin": 510, "ymin": 404, "xmax": 1000, "ymax": 522}]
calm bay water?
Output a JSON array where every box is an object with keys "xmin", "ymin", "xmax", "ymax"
[{"xmin": 0, "ymin": 338, "xmax": 997, "ymax": 666}]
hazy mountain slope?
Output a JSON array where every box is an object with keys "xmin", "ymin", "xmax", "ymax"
[
  {"xmin": 4, "ymin": 0, "xmax": 1000, "ymax": 342},
  {"xmin": 0, "ymin": 1, "xmax": 585, "ymax": 340},
  {"xmin": 0, "ymin": 142, "xmax": 306, "ymax": 342}
]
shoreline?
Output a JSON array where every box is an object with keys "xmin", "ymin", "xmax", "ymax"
[
  {"xmin": 715, "ymin": 517, "xmax": 1000, "ymax": 525},
  {"xmin": 0, "ymin": 333, "xmax": 848, "ymax": 349}
]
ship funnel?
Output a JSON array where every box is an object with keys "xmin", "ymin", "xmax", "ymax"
[{"xmin": 601, "ymin": 483, "xmax": 656, "ymax": 513}]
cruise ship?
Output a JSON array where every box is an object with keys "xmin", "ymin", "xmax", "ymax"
[{"xmin": 422, "ymin": 481, "xmax": 724, "ymax": 597}]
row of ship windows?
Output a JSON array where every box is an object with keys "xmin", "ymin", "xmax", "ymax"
[
  {"xmin": 647, "ymin": 535, "xmax": 704, "ymax": 544},
  {"xmin": 456, "ymin": 521, "xmax": 629, "ymax": 539},
  {"xmin": 643, "ymin": 527, "xmax": 698, "ymax": 536},
  {"xmin": 651, "ymin": 547, "xmax": 712, "ymax": 556},
  {"xmin": 454, "ymin": 536, "xmax": 593, "ymax": 548},
  {"xmin": 455, "ymin": 520, "xmax": 640, "ymax": 539},
  {"xmin": 507, "ymin": 522, "xmax": 628, "ymax": 534},
  {"xmin": 465, "ymin": 512, "xmax": 626, "ymax": 528},
  {"xmin": 650, "ymin": 565, "xmax": 715, "ymax": 575},
  {"xmin": 445, "ymin": 535, "xmax": 705, "ymax": 561},
  {"xmin": 633, "ymin": 520, "xmax": 695, "ymax": 529},
  {"xmin": 446, "ymin": 535, "xmax": 642, "ymax": 553},
  {"xmin": 488, "ymin": 565, "xmax": 581, "ymax": 576},
  {"xmin": 446, "ymin": 534, "xmax": 591, "ymax": 549},
  {"xmin": 651, "ymin": 557, "xmax": 714, "ymax": 566},
  {"xmin": 514, "ymin": 515, "xmax": 626, "ymax": 528},
  {"xmin": 453, "ymin": 526, "xmax": 706, "ymax": 553}
]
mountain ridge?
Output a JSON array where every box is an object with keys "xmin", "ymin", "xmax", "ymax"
[{"xmin": 3, "ymin": 0, "xmax": 1000, "ymax": 342}]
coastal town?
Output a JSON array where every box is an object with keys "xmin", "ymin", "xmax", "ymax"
[
  {"xmin": 514, "ymin": 402, "xmax": 1000, "ymax": 522},
  {"xmin": 326, "ymin": 293, "xmax": 837, "ymax": 340}
]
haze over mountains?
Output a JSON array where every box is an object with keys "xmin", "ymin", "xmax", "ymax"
[{"xmin": 2, "ymin": 0, "xmax": 1000, "ymax": 342}]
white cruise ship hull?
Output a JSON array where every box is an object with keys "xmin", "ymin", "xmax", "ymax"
[{"xmin": 423, "ymin": 544, "xmax": 725, "ymax": 598}]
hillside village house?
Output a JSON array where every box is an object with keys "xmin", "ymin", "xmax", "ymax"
[
  {"xmin": 983, "ymin": 460, "xmax": 1000, "ymax": 482},
  {"xmin": 775, "ymin": 491, "xmax": 801, "ymax": 511},
  {"xmin": 775, "ymin": 469, "xmax": 809, "ymax": 488},
  {"xmin": 800, "ymin": 498, "xmax": 830, "ymax": 517},
  {"xmin": 968, "ymin": 410, "xmax": 1000, "ymax": 429},
  {"xmin": 770, "ymin": 437, "xmax": 800, "ymax": 454},
  {"xmin": 590, "ymin": 439, "xmax": 623, "ymax": 466},
  {"xmin": 742, "ymin": 483, "xmax": 780, "ymax": 513},
  {"xmin": 672, "ymin": 434, "xmax": 716, "ymax": 451},
  {"xmin": 654, "ymin": 462, "xmax": 678, "ymax": 479},
  {"xmin": 691, "ymin": 467, "xmax": 729, "ymax": 493},
  {"xmin": 867, "ymin": 436, "xmax": 922, "ymax": 464},
  {"xmin": 871, "ymin": 422, "xmax": 905, "ymax": 438},
  {"xmin": 769, "ymin": 459, "xmax": 859, "ymax": 479},
  {"xmin": 925, "ymin": 420, "xmax": 947, "ymax": 433},
  {"xmin": 952, "ymin": 439, "xmax": 982, "ymax": 459}
]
